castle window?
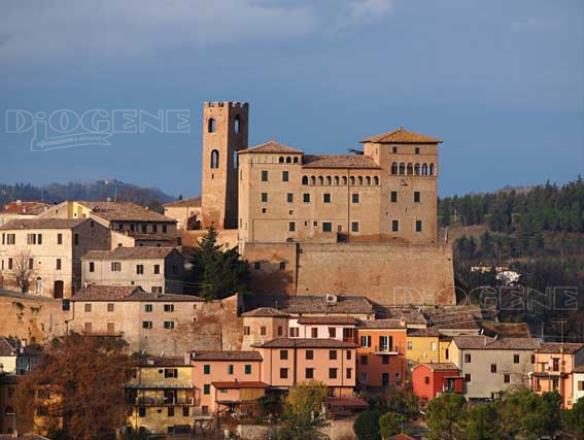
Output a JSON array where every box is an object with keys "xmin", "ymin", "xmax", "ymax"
[
  {"xmin": 358, "ymin": 176, "xmax": 363, "ymax": 185},
  {"xmin": 282, "ymin": 171, "xmax": 289, "ymax": 182},
  {"xmin": 279, "ymin": 157, "xmax": 284, "ymax": 163},
  {"xmin": 286, "ymin": 157, "xmax": 292, "ymax": 164},
  {"xmin": 350, "ymin": 176, "xmax": 355, "ymax": 185},
  {"xmin": 392, "ymin": 146, "xmax": 398, "ymax": 153},
  {"xmin": 415, "ymin": 147, "xmax": 420, "ymax": 154},
  {"xmin": 414, "ymin": 191, "xmax": 421, "ymax": 203},
  {"xmin": 429, "ymin": 163, "xmax": 435, "ymax": 175},
  {"xmin": 421, "ymin": 163, "xmax": 428, "ymax": 175},
  {"xmin": 288, "ymin": 222, "xmax": 295, "ymax": 232},
  {"xmin": 374, "ymin": 176, "xmax": 379, "ymax": 185},
  {"xmin": 334, "ymin": 176, "xmax": 340, "ymax": 185},
  {"xmin": 303, "ymin": 193, "xmax": 311, "ymax": 203},
  {"xmin": 326, "ymin": 176, "xmax": 332, "ymax": 185},
  {"xmin": 234, "ymin": 115, "xmax": 240, "ymax": 134},
  {"xmin": 414, "ymin": 163, "xmax": 420, "ymax": 175},
  {"xmin": 407, "ymin": 163, "xmax": 413, "ymax": 175},
  {"xmin": 287, "ymin": 193, "xmax": 293, "ymax": 203},
  {"xmin": 351, "ymin": 222, "xmax": 359, "ymax": 232},
  {"xmin": 391, "ymin": 162, "xmax": 398, "ymax": 175},
  {"xmin": 352, "ymin": 193, "xmax": 360, "ymax": 204},
  {"xmin": 399, "ymin": 163, "xmax": 405, "ymax": 175},
  {"xmin": 261, "ymin": 193, "xmax": 268, "ymax": 203},
  {"xmin": 392, "ymin": 220, "xmax": 399, "ymax": 232},
  {"xmin": 322, "ymin": 222, "xmax": 332, "ymax": 232},
  {"xmin": 208, "ymin": 118, "xmax": 216, "ymax": 133},
  {"xmin": 261, "ymin": 170, "xmax": 268, "ymax": 181},
  {"xmin": 311, "ymin": 176, "xmax": 316, "ymax": 185},
  {"xmin": 323, "ymin": 193, "xmax": 331, "ymax": 203},
  {"xmin": 416, "ymin": 220, "xmax": 423, "ymax": 232},
  {"xmin": 302, "ymin": 176, "xmax": 309, "ymax": 185},
  {"xmin": 342, "ymin": 176, "xmax": 348, "ymax": 185},
  {"xmin": 366, "ymin": 176, "xmax": 371, "ymax": 185},
  {"xmin": 210, "ymin": 150, "xmax": 219, "ymax": 169},
  {"xmin": 293, "ymin": 157, "xmax": 299, "ymax": 163},
  {"xmin": 318, "ymin": 176, "xmax": 324, "ymax": 185}
]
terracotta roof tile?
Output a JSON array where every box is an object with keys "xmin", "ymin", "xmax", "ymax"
[
  {"xmin": 453, "ymin": 336, "xmax": 540, "ymax": 350},
  {"xmin": 73, "ymin": 285, "xmax": 203, "ymax": 302},
  {"xmin": 239, "ymin": 140, "xmax": 303, "ymax": 155},
  {"xmin": 190, "ymin": 351, "xmax": 263, "ymax": 361},
  {"xmin": 1, "ymin": 201, "xmax": 48, "ymax": 215},
  {"xmin": 244, "ymin": 295, "xmax": 374, "ymax": 315},
  {"xmin": 77, "ymin": 201, "xmax": 176, "ymax": 223},
  {"xmin": 536, "ymin": 343, "xmax": 584, "ymax": 354},
  {"xmin": 297, "ymin": 317, "xmax": 358, "ymax": 326},
  {"xmin": 256, "ymin": 338, "xmax": 358, "ymax": 349},
  {"xmin": 241, "ymin": 307, "xmax": 290, "ymax": 318},
  {"xmin": 0, "ymin": 218, "xmax": 86, "ymax": 230},
  {"xmin": 82, "ymin": 246, "xmax": 179, "ymax": 260},
  {"xmin": 358, "ymin": 319, "xmax": 405, "ymax": 329},
  {"xmin": 416, "ymin": 362, "xmax": 460, "ymax": 371},
  {"xmin": 163, "ymin": 197, "xmax": 202, "ymax": 208},
  {"xmin": 361, "ymin": 127, "xmax": 441, "ymax": 144},
  {"xmin": 302, "ymin": 154, "xmax": 380, "ymax": 169}
]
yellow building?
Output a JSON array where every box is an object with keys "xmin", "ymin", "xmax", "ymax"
[
  {"xmin": 126, "ymin": 357, "xmax": 196, "ymax": 436},
  {"xmin": 406, "ymin": 328, "xmax": 451, "ymax": 369}
]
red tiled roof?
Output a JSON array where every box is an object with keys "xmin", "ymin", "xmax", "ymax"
[
  {"xmin": 239, "ymin": 140, "xmax": 303, "ymax": 155},
  {"xmin": 453, "ymin": 336, "xmax": 540, "ymax": 350},
  {"xmin": 1, "ymin": 201, "xmax": 48, "ymax": 215},
  {"xmin": 536, "ymin": 343, "xmax": 584, "ymax": 354},
  {"xmin": 256, "ymin": 338, "xmax": 358, "ymax": 349},
  {"xmin": 212, "ymin": 381, "xmax": 268, "ymax": 389},
  {"xmin": 358, "ymin": 319, "xmax": 405, "ymax": 329},
  {"xmin": 415, "ymin": 362, "xmax": 460, "ymax": 371},
  {"xmin": 241, "ymin": 307, "xmax": 290, "ymax": 318},
  {"xmin": 190, "ymin": 351, "xmax": 263, "ymax": 361},
  {"xmin": 297, "ymin": 317, "xmax": 358, "ymax": 326},
  {"xmin": 361, "ymin": 127, "xmax": 441, "ymax": 144},
  {"xmin": 302, "ymin": 154, "xmax": 380, "ymax": 169}
]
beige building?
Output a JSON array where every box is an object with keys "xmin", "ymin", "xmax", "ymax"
[
  {"xmin": 0, "ymin": 218, "xmax": 110, "ymax": 298},
  {"xmin": 449, "ymin": 336, "xmax": 540, "ymax": 400},
  {"xmin": 40, "ymin": 201, "xmax": 178, "ymax": 247},
  {"xmin": 0, "ymin": 201, "xmax": 48, "ymax": 228},
  {"xmin": 81, "ymin": 246, "xmax": 185, "ymax": 293},
  {"xmin": 163, "ymin": 198, "xmax": 202, "ymax": 231}
]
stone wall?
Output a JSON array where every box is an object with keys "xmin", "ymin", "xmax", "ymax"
[{"xmin": 244, "ymin": 242, "xmax": 455, "ymax": 305}]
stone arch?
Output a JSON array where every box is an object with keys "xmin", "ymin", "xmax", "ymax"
[{"xmin": 210, "ymin": 150, "xmax": 220, "ymax": 169}]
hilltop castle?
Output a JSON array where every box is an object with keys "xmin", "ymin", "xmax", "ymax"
[{"xmin": 190, "ymin": 101, "xmax": 455, "ymax": 305}]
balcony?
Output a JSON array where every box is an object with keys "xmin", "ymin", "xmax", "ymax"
[{"xmin": 373, "ymin": 346, "xmax": 399, "ymax": 355}]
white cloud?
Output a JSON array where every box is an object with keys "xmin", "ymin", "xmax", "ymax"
[{"xmin": 333, "ymin": 0, "xmax": 394, "ymax": 32}]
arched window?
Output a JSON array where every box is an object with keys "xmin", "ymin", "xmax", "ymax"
[
  {"xmin": 233, "ymin": 151, "xmax": 238, "ymax": 169},
  {"xmin": 210, "ymin": 150, "xmax": 219, "ymax": 169},
  {"xmin": 407, "ymin": 163, "xmax": 413, "ymax": 175},
  {"xmin": 358, "ymin": 176, "xmax": 363, "ymax": 186},
  {"xmin": 318, "ymin": 176, "xmax": 324, "ymax": 185},
  {"xmin": 414, "ymin": 163, "xmax": 420, "ymax": 175},
  {"xmin": 391, "ymin": 162, "xmax": 398, "ymax": 175},
  {"xmin": 311, "ymin": 176, "xmax": 316, "ymax": 185},
  {"xmin": 373, "ymin": 176, "xmax": 379, "ymax": 186},
  {"xmin": 279, "ymin": 157, "xmax": 284, "ymax": 163},
  {"xmin": 326, "ymin": 176, "xmax": 332, "ymax": 185},
  {"xmin": 334, "ymin": 176, "xmax": 340, "ymax": 185},
  {"xmin": 208, "ymin": 118, "xmax": 216, "ymax": 133},
  {"xmin": 429, "ymin": 163, "xmax": 435, "ymax": 175},
  {"xmin": 350, "ymin": 176, "xmax": 356, "ymax": 185},
  {"xmin": 342, "ymin": 176, "xmax": 348, "ymax": 185},
  {"xmin": 302, "ymin": 176, "xmax": 309, "ymax": 185},
  {"xmin": 234, "ymin": 115, "xmax": 241, "ymax": 134},
  {"xmin": 399, "ymin": 163, "xmax": 405, "ymax": 175},
  {"xmin": 366, "ymin": 176, "xmax": 371, "ymax": 185},
  {"xmin": 286, "ymin": 157, "xmax": 292, "ymax": 163},
  {"xmin": 422, "ymin": 163, "xmax": 428, "ymax": 175},
  {"xmin": 293, "ymin": 157, "xmax": 299, "ymax": 163}
]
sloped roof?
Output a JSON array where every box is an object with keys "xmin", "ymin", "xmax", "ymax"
[
  {"xmin": 0, "ymin": 218, "xmax": 86, "ymax": 230},
  {"xmin": 77, "ymin": 201, "xmax": 176, "ymax": 223},
  {"xmin": 163, "ymin": 197, "xmax": 202, "ymax": 208},
  {"xmin": 358, "ymin": 319, "xmax": 405, "ymax": 329},
  {"xmin": 297, "ymin": 316, "xmax": 358, "ymax": 326},
  {"xmin": 416, "ymin": 362, "xmax": 460, "ymax": 371},
  {"xmin": 82, "ymin": 246, "xmax": 179, "ymax": 260},
  {"xmin": 256, "ymin": 338, "xmax": 358, "ymax": 349},
  {"xmin": 239, "ymin": 140, "xmax": 303, "ymax": 155},
  {"xmin": 361, "ymin": 127, "xmax": 441, "ymax": 144},
  {"xmin": 481, "ymin": 321, "xmax": 532, "ymax": 338},
  {"xmin": 190, "ymin": 351, "xmax": 263, "ymax": 361},
  {"xmin": 243, "ymin": 295, "xmax": 374, "ymax": 315},
  {"xmin": 536, "ymin": 343, "xmax": 584, "ymax": 354},
  {"xmin": 1, "ymin": 201, "xmax": 48, "ymax": 215},
  {"xmin": 0, "ymin": 337, "xmax": 17, "ymax": 356},
  {"xmin": 241, "ymin": 307, "xmax": 290, "ymax": 318},
  {"xmin": 72, "ymin": 285, "xmax": 202, "ymax": 302},
  {"xmin": 302, "ymin": 154, "xmax": 380, "ymax": 169},
  {"xmin": 453, "ymin": 336, "xmax": 540, "ymax": 350}
]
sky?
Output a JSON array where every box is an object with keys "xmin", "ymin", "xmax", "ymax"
[{"xmin": 1, "ymin": 0, "xmax": 583, "ymax": 198}]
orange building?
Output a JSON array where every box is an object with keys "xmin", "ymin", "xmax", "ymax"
[
  {"xmin": 254, "ymin": 338, "xmax": 357, "ymax": 397},
  {"xmin": 531, "ymin": 342, "xmax": 584, "ymax": 408},
  {"xmin": 356, "ymin": 319, "xmax": 408, "ymax": 389}
]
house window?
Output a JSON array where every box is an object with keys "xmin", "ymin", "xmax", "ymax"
[
  {"xmin": 346, "ymin": 368, "xmax": 352, "ymax": 379},
  {"xmin": 228, "ymin": 364, "xmax": 234, "ymax": 375},
  {"xmin": 305, "ymin": 368, "xmax": 314, "ymax": 379},
  {"xmin": 382, "ymin": 356, "xmax": 389, "ymax": 365},
  {"xmin": 183, "ymin": 407, "xmax": 189, "ymax": 417},
  {"xmin": 144, "ymin": 304, "xmax": 153, "ymax": 313},
  {"xmin": 74, "ymin": 233, "xmax": 79, "ymax": 245},
  {"xmin": 107, "ymin": 303, "xmax": 114, "ymax": 312},
  {"xmin": 287, "ymin": 193, "xmax": 294, "ymax": 203},
  {"xmin": 504, "ymin": 374, "xmax": 510, "ymax": 384},
  {"xmin": 306, "ymin": 350, "xmax": 314, "ymax": 360},
  {"xmin": 56, "ymin": 259, "xmax": 62, "ymax": 270},
  {"xmin": 84, "ymin": 304, "xmax": 92, "ymax": 312},
  {"xmin": 352, "ymin": 193, "xmax": 360, "ymax": 203},
  {"xmin": 465, "ymin": 374, "xmax": 471, "ymax": 382},
  {"xmin": 578, "ymin": 381, "xmax": 584, "ymax": 391},
  {"xmin": 329, "ymin": 350, "xmax": 337, "ymax": 360},
  {"xmin": 407, "ymin": 341, "xmax": 413, "ymax": 350},
  {"xmin": 322, "ymin": 222, "xmax": 332, "ymax": 232},
  {"xmin": 390, "ymin": 191, "xmax": 398, "ymax": 202},
  {"xmin": 323, "ymin": 193, "xmax": 331, "ymax": 203},
  {"xmin": 164, "ymin": 304, "xmax": 174, "ymax": 312},
  {"xmin": 164, "ymin": 321, "xmax": 175, "ymax": 329},
  {"xmin": 513, "ymin": 354, "xmax": 520, "ymax": 364},
  {"xmin": 303, "ymin": 193, "xmax": 311, "ymax": 203},
  {"xmin": 360, "ymin": 355, "xmax": 368, "ymax": 365},
  {"xmin": 261, "ymin": 192, "xmax": 268, "ymax": 203},
  {"xmin": 260, "ymin": 326, "xmax": 267, "ymax": 336},
  {"xmin": 311, "ymin": 328, "xmax": 318, "ymax": 338},
  {"xmin": 261, "ymin": 170, "xmax": 269, "ymax": 182},
  {"xmin": 57, "ymin": 233, "xmax": 63, "ymax": 245},
  {"xmin": 290, "ymin": 327, "xmax": 299, "ymax": 337},
  {"xmin": 154, "ymin": 264, "xmax": 160, "ymax": 274},
  {"xmin": 351, "ymin": 222, "xmax": 359, "ymax": 232},
  {"xmin": 329, "ymin": 368, "xmax": 338, "ymax": 379},
  {"xmin": 277, "ymin": 326, "xmax": 283, "ymax": 336},
  {"xmin": 243, "ymin": 326, "xmax": 250, "ymax": 335},
  {"xmin": 111, "ymin": 262, "xmax": 121, "ymax": 272},
  {"xmin": 491, "ymin": 364, "xmax": 497, "ymax": 373},
  {"xmin": 203, "ymin": 365, "xmax": 211, "ymax": 375},
  {"xmin": 89, "ymin": 262, "xmax": 95, "ymax": 272},
  {"xmin": 164, "ymin": 368, "xmax": 178, "ymax": 378},
  {"xmin": 360, "ymin": 336, "xmax": 371, "ymax": 347},
  {"xmin": 279, "ymin": 262, "xmax": 286, "ymax": 270},
  {"xmin": 280, "ymin": 350, "xmax": 288, "ymax": 360},
  {"xmin": 136, "ymin": 265, "xmax": 144, "ymax": 275},
  {"xmin": 416, "ymin": 220, "xmax": 423, "ymax": 232},
  {"xmin": 203, "ymin": 384, "xmax": 210, "ymax": 395},
  {"xmin": 245, "ymin": 364, "xmax": 252, "ymax": 375},
  {"xmin": 142, "ymin": 321, "xmax": 153, "ymax": 329},
  {"xmin": 328, "ymin": 327, "xmax": 336, "ymax": 338},
  {"xmin": 282, "ymin": 171, "xmax": 289, "ymax": 182},
  {"xmin": 414, "ymin": 191, "xmax": 421, "ymax": 203},
  {"xmin": 280, "ymin": 368, "xmax": 288, "ymax": 379},
  {"xmin": 392, "ymin": 220, "xmax": 399, "ymax": 232},
  {"xmin": 8, "ymin": 258, "xmax": 12, "ymax": 270},
  {"xmin": 6, "ymin": 234, "xmax": 16, "ymax": 245},
  {"xmin": 464, "ymin": 354, "xmax": 472, "ymax": 363},
  {"xmin": 288, "ymin": 222, "xmax": 295, "ymax": 232},
  {"xmin": 168, "ymin": 407, "xmax": 174, "ymax": 417},
  {"xmin": 424, "ymin": 377, "xmax": 430, "ymax": 385},
  {"xmin": 347, "ymin": 350, "xmax": 352, "ymax": 360}
]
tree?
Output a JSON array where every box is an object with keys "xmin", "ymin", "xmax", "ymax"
[
  {"xmin": 425, "ymin": 393, "xmax": 466, "ymax": 440},
  {"xmin": 562, "ymin": 396, "xmax": 584, "ymax": 438},
  {"xmin": 353, "ymin": 410, "xmax": 382, "ymax": 440},
  {"xmin": 188, "ymin": 226, "xmax": 251, "ymax": 300},
  {"xmin": 277, "ymin": 381, "xmax": 329, "ymax": 440},
  {"xmin": 379, "ymin": 411, "xmax": 404, "ymax": 439},
  {"xmin": 10, "ymin": 250, "xmax": 37, "ymax": 293},
  {"xmin": 14, "ymin": 334, "xmax": 132, "ymax": 440},
  {"xmin": 462, "ymin": 403, "xmax": 498, "ymax": 440}
]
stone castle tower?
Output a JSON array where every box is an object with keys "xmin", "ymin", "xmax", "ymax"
[{"xmin": 201, "ymin": 101, "xmax": 249, "ymax": 229}]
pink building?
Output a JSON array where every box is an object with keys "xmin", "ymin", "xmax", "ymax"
[
  {"xmin": 253, "ymin": 338, "xmax": 357, "ymax": 397},
  {"xmin": 531, "ymin": 342, "xmax": 584, "ymax": 408},
  {"xmin": 189, "ymin": 351, "xmax": 264, "ymax": 415},
  {"xmin": 412, "ymin": 362, "xmax": 464, "ymax": 403}
]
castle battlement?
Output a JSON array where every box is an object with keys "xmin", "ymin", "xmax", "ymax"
[{"xmin": 204, "ymin": 101, "xmax": 249, "ymax": 109}]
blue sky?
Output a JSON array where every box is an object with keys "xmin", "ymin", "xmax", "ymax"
[{"xmin": 1, "ymin": 0, "xmax": 583, "ymax": 198}]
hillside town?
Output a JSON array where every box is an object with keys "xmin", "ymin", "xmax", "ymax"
[{"xmin": 0, "ymin": 102, "xmax": 582, "ymax": 439}]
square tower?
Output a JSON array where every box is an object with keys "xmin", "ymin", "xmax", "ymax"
[{"xmin": 201, "ymin": 101, "xmax": 249, "ymax": 229}]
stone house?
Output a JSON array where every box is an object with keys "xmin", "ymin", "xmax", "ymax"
[
  {"xmin": 411, "ymin": 362, "xmax": 464, "ymax": 403},
  {"xmin": 81, "ymin": 246, "xmax": 185, "ymax": 294},
  {"xmin": 0, "ymin": 218, "xmax": 110, "ymax": 298},
  {"xmin": 163, "ymin": 198, "xmax": 202, "ymax": 231},
  {"xmin": 0, "ymin": 201, "xmax": 48, "ymax": 228}
]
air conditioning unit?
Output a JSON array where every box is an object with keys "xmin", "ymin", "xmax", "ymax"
[{"xmin": 325, "ymin": 294, "xmax": 338, "ymax": 305}]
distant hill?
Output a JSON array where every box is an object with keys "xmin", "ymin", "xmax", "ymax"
[{"xmin": 0, "ymin": 180, "xmax": 175, "ymax": 211}]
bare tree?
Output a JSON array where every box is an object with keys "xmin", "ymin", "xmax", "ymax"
[{"xmin": 11, "ymin": 250, "xmax": 37, "ymax": 294}]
